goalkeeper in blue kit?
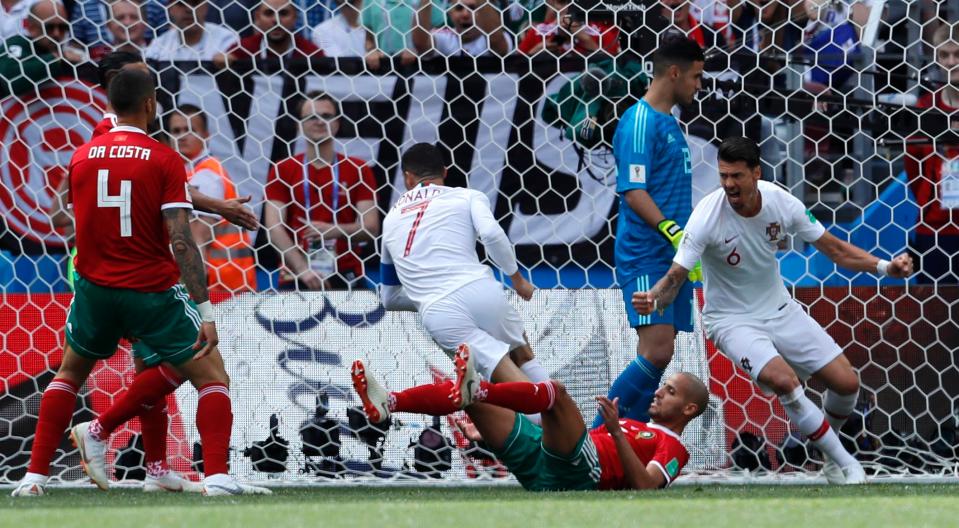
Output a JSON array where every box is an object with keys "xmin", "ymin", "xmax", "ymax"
[{"xmin": 596, "ymin": 35, "xmax": 705, "ymax": 427}]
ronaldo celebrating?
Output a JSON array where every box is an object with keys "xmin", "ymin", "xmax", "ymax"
[{"xmin": 633, "ymin": 136, "xmax": 914, "ymax": 485}]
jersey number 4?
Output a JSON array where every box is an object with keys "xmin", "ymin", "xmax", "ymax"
[
  {"xmin": 402, "ymin": 201, "xmax": 430, "ymax": 257},
  {"xmin": 97, "ymin": 169, "xmax": 132, "ymax": 237}
]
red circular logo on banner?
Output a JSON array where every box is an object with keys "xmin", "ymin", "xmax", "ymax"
[{"xmin": 0, "ymin": 78, "xmax": 106, "ymax": 248}]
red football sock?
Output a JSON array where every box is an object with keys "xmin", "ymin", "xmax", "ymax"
[
  {"xmin": 27, "ymin": 378, "xmax": 79, "ymax": 476},
  {"xmin": 478, "ymin": 380, "xmax": 557, "ymax": 414},
  {"xmin": 93, "ymin": 365, "xmax": 181, "ymax": 440},
  {"xmin": 196, "ymin": 383, "xmax": 232, "ymax": 476},
  {"xmin": 139, "ymin": 399, "xmax": 170, "ymax": 474},
  {"xmin": 389, "ymin": 381, "xmax": 459, "ymax": 416}
]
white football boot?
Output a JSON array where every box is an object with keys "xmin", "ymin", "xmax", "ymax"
[
  {"xmin": 143, "ymin": 469, "xmax": 203, "ymax": 493},
  {"xmin": 351, "ymin": 360, "xmax": 391, "ymax": 424},
  {"xmin": 70, "ymin": 421, "xmax": 109, "ymax": 490},
  {"xmin": 202, "ymin": 473, "xmax": 272, "ymax": 496},
  {"xmin": 10, "ymin": 472, "xmax": 48, "ymax": 497},
  {"xmin": 451, "ymin": 343, "xmax": 482, "ymax": 409}
]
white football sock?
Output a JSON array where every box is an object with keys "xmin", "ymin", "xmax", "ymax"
[
  {"xmin": 823, "ymin": 390, "xmax": 858, "ymax": 432},
  {"xmin": 779, "ymin": 386, "xmax": 856, "ymax": 468},
  {"xmin": 520, "ymin": 359, "xmax": 549, "ymax": 382},
  {"xmin": 519, "ymin": 359, "xmax": 548, "ymax": 425}
]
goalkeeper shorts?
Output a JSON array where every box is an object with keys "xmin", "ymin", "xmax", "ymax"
[{"xmin": 620, "ymin": 273, "xmax": 694, "ymax": 331}]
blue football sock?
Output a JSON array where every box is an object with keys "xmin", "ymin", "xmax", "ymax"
[{"xmin": 592, "ymin": 355, "xmax": 664, "ymax": 428}]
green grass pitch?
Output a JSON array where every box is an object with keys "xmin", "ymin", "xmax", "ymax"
[{"xmin": 3, "ymin": 484, "xmax": 959, "ymax": 528}]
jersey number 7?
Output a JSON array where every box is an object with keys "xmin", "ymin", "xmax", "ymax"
[
  {"xmin": 97, "ymin": 169, "xmax": 132, "ymax": 237},
  {"xmin": 402, "ymin": 201, "xmax": 430, "ymax": 257}
]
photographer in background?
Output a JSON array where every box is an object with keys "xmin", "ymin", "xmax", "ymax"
[{"xmin": 516, "ymin": 0, "xmax": 619, "ymax": 57}]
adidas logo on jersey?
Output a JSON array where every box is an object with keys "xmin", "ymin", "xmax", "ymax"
[{"xmin": 667, "ymin": 135, "xmax": 676, "ymax": 143}]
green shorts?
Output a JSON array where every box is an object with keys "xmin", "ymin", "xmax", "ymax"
[
  {"xmin": 492, "ymin": 414, "xmax": 601, "ymax": 491},
  {"xmin": 65, "ymin": 275, "xmax": 201, "ymax": 367}
]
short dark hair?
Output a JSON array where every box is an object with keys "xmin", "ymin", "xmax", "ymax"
[
  {"xmin": 108, "ymin": 67, "xmax": 155, "ymax": 116},
  {"xmin": 297, "ymin": 90, "xmax": 340, "ymax": 118},
  {"xmin": 718, "ymin": 137, "xmax": 761, "ymax": 168},
  {"xmin": 652, "ymin": 34, "xmax": 705, "ymax": 76},
  {"xmin": 165, "ymin": 103, "xmax": 209, "ymax": 133},
  {"xmin": 97, "ymin": 50, "xmax": 144, "ymax": 90},
  {"xmin": 401, "ymin": 143, "xmax": 445, "ymax": 179}
]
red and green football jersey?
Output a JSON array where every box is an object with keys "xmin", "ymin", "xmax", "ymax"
[
  {"xmin": 68, "ymin": 125, "xmax": 192, "ymax": 292},
  {"xmin": 591, "ymin": 419, "xmax": 690, "ymax": 489}
]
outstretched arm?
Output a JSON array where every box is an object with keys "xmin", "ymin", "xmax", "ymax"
[
  {"xmin": 632, "ymin": 263, "xmax": 690, "ymax": 316},
  {"xmin": 596, "ymin": 396, "xmax": 667, "ymax": 490},
  {"xmin": 812, "ymin": 231, "xmax": 913, "ymax": 278},
  {"xmin": 189, "ymin": 188, "xmax": 259, "ymax": 231}
]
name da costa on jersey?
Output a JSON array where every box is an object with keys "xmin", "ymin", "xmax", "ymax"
[{"xmin": 87, "ymin": 144, "xmax": 153, "ymax": 161}]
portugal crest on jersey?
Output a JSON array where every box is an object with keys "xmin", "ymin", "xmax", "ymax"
[
  {"xmin": 636, "ymin": 431, "xmax": 656, "ymax": 440},
  {"xmin": 766, "ymin": 222, "xmax": 781, "ymax": 241}
]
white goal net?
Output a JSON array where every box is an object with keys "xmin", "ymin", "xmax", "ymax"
[{"xmin": 1, "ymin": 0, "xmax": 958, "ymax": 486}]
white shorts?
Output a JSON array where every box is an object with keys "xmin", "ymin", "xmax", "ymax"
[
  {"xmin": 420, "ymin": 278, "xmax": 527, "ymax": 379},
  {"xmin": 706, "ymin": 301, "xmax": 844, "ymax": 394}
]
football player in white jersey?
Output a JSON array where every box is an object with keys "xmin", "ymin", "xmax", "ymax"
[
  {"xmin": 366, "ymin": 142, "xmax": 548, "ymax": 401},
  {"xmin": 632, "ymin": 137, "xmax": 913, "ymax": 485}
]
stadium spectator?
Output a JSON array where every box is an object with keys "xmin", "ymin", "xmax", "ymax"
[
  {"xmin": 0, "ymin": 0, "xmax": 83, "ymax": 100},
  {"xmin": 413, "ymin": 0, "xmax": 512, "ymax": 56},
  {"xmin": 904, "ymin": 22, "xmax": 959, "ymax": 284},
  {"xmin": 659, "ymin": 0, "xmax": 726, "ymax": 50},
  {"xmin": 295, "ymin": 0, "xmax": 335, "ymax": 28},
  {"xmin": 363, "ymin": 0, "xmax": 444, "ymax": 64},
  {"xmin": 264, "ymin": 91, "xmax": 379, "ymax": 290},
  {"xmin": 311, "ymin": 0, "xmax": 366, "ymax": 58},
  {"xmin": 88, "ymin": 0, "xmax": 149, "ymax": 60},
  {"xmin": 166, "ymin": 105, "xmax": 257, "ymax": 293},
  {"xmin": 515, "ymin": 0, "xmax": 618, "ymax": 58},
  {"xmin": 798, "ymin": 0, "xmax": 872, "ymax": 94},
  {"xmin": 1, "ymin": 0, "xmax": 31, "ymax": 40},
  {"xmin": 144, "ymin": 0, "xmax": 238, "ymax": 61},
  {"xmin": 69, "ymin": 0, "xmax": 167, "ymax": 47},
  {"xmin": 224, "ymin": 0, "xmax": 321, "ymax": 64}
]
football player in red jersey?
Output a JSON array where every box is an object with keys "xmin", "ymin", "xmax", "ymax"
[
  {"xmin": 13, "ymin": 68, "xmax": 270, "ymax": 497},
  {"xmin": 41, "ymin": 51, "xmax": 257, "ymax": 494},
  {"xmin": 352, "ymin": 343, "xmax": 709, "ymax": 490}
]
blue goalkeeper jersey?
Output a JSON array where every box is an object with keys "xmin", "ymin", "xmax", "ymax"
[{"xmin": 613, "ymin": 99, "xmax": 692, "ymax": 280}]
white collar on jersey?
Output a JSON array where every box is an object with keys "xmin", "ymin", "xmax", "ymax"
[
  {"xmin": 647, "ymin": 422, "xmax": 683, "ymax": 441},
  {"xmin": 109, "ymin": 125, "xmax": 148, "ymax": 134}
]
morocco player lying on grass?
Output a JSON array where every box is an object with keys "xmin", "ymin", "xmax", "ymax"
[{"xmin": 352, "ymin": 344, "xmax": 709, "ymax": 490}]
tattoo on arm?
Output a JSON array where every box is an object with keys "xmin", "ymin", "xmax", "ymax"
[
  {"xmin": 164, "ymin": 208, "xmax": 209, "ymax": 304},
  {"xmin": 650, "ymin": 264, "xmax": 688, "ymax": 310}
]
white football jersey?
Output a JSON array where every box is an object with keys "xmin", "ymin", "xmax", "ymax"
[
  {"xmin": 381, "ymin": 184, "xmax": 518, "ymax": 312},
  {"xmin": 674, "ymin": 180, "xmax": 826, "ymax": 327}
]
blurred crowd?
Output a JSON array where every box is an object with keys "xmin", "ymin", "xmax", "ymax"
[{"xmin": 0, "ymin": 0, "xmax": 957, "ymax": 291}]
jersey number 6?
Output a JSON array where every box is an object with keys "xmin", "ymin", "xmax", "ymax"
[
  {"xmin": 97, "ymin": 169, "xmax": 132, "ymax": 237},
  {"xmin": 726, "ymin": 247, "xmax": 741, "ymax": 266},
  {"xmin": 403, "ymin": 201, "xmax": 431, "ymax": 257}
]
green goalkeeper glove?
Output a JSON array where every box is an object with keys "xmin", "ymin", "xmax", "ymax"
[
  {"xmin": 688, "ymin": 261, "xmax": 703, "ymax": 283},
  {"xmin": 657, "ymin": 219, "xmax": 684, "ymax": 250}
]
